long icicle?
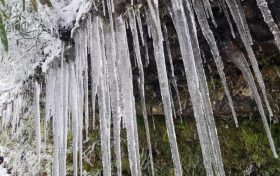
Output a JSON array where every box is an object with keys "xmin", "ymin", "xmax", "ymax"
[
  {"xmin": 105, "ymin": 2, "xmax": 122, "ymax": 175},
  {"xmin": 99, "ymin": 24, "xmax": 112, "ymax": 175},
  {"xmin": 115, "ymin": 16, "xmax": 141, "ymax": 176},
  {"xmin": 256, "ymin": 0, "xmax": 280, "ymax": 51},
  {"xmin": 224, "ymin": 42, "xmax": 278, "ymax": 158},
  {"xmin": 163, "ymin": 25, "xmax": 183, "ymax": 116},
  {"xmin": 146, "ymin": 0, "xmax": 183, "ymax": 175},
  {"xmin": 192, "ymin": 0, "xmax": 238, "ymax": 127},
  {"xmin": 129, "ymin": 8, "xmax": 155, "ymax": 176},
  {"xmin": 184, "ymin": 1, "xmax": 225, "ymax": 174},
  {"xmin": 171, "ymin": 0, "xmax": 225, "ymax": 175},
  {"xmin": 34, "ymin": 80, "xmax": 41, "ymax": 170},
  {"xmin": 225, "ymin": 0, "xmax": 274, "ymax": 118},
  {"xmin": 69, "ymin": 63, "xmax": 79, "ymax": 176}
]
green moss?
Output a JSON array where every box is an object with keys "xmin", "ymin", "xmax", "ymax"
[{"xmin": 62, "ymin": 116, "xmax": 280, "ymax": 175}]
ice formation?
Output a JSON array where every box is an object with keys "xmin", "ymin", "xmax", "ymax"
[{"xmin": 0, "ymin": 0, "xmax": 279, "ymax": 175}]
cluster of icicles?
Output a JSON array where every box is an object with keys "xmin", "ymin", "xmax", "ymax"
[{"xmin": 1, "ymin": 0, "xmax": 280, "ymax": 175}]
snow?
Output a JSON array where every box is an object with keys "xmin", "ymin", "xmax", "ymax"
[{"xmin": 0, "ymin": 166, "xmax": 9, "ymax": 176}]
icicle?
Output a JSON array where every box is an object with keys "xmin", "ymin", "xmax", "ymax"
[
  {"xmin": 115, "ymin": 16, "xmax": 141, "ymax": 176},
  {"xmin": 52, "ymin": 66, "xmax": 65, "ymax": 176},
  {"xmin": 224, "ymin": 43, "xmax": 278, "ymax": 158},
  {"xmin": 220, "ymin": 0, "xmax": 236, "ymax": 38},
  {"xmin": 171, "ymin": 0, "xmax": 225, "ymax": 175},
  {"xmin": 143, "ymin": 36, "xmax": 150, "ymax": 67},
  {"xmin": 61, "ymin": 63, "xmax": 69, "ymax": 176},
  {"xmin": 186, "ymin": 1, "xmax": 225, "ymax": 174},
  {"xmin": 102, "ymin": 0, "xmax": 106, "ymax": 16},
  {"xmin": 34, "ymin": 80, "xmax": 41, "ymax": 170},
  {"xmin": 77, "ymin": 32, "xmax": 86, "ymax": 176},
  {"xmin": 225, "ymin": 0, "xmax": 253, "ymax": 45},
  {"xmin": 202, "ymin": 0, "xmax": 217, "ymax": 27},
  {"xmin": 256, "ymin": 0, "xmax": 280, "ymax": 51},
  {"xmin": 84, "ymin": 32, "xmax": 89, "ymax": 140},
  {"xmin": 129, "ymin": 8, "xmax": 155, "ymax": 176},
  {"xmin": 146, "ymin": 1, "xmax": 183, "ymax": 175},
  {"xmin": 163, "ymin": 25, "xmax": 183, "ymax": 115},
  {"xmin": 225, "ymin": 0, "xmax": 273, "ymax": 118},
  {"xmin": 168, "ymin": 80, "xmax": 177, "ymax": 119},
  {"xmin": 136, "ymin": 8, "xmax": 145, "ymax": 46},
  {"xmin": 69, "ymin": 64, "xmax": 79, "ymax": 176},
  {"xmin": 99, "ymin": 21, "xmax": 112, "ymax": 176},
  {"xmin": 102, "ymin": 4, "xmax": 123, "ymax": 174},
  {"xmin": 89, "ymin": 15, "xmax": 102, "ymax": 130},
  {"xmin": 192, "ymin": 0, "xmax": 238, "ymax": 127},
  {"xmin": 45, "ymin": 68, "xmax": 55, "ymax": 146}
]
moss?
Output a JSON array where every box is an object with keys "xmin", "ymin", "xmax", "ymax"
[{"xmin": 59, "ymin": 115, "xmax": 280, "ymax": 175}]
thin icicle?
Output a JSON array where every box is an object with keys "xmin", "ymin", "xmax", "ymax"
[
  {"xmin": 89, "ymin": 15, "xmax": 102, "ymax": 130},
  {"xmin": 104, "ymin": 21, "xmax": 121, "ymax": 176},
  {"xmin": 163, "ymin": 25, "xmax": 183, "ymax": 115},
  {"xmin": 146, "ymin": 1, "xmax": 183, "ymax": 175},
  {"xmin": 225, "ymin": 0, "xmax": 253, "ymax": 45},
  {"xmin": 256, "ymin": 0, "xmax": 280, "ymax": 51},
  {"xmin": 192, "ymin": 0, "xmax": 238, "ymax": 127},
  {"xmin": 129, "ymin": 8, "xmax": 155, "ymax": 176},
  {"xmin": 136, "ymin": 8, "xmax": 145, "ymax": 46},
  {"xmin": 34, "ymin": 81, "xmax": 41, "ymax": 169},
  {"xmin": 225, "ymin": 0, "xmax": 274, "ymax": 118},
  {"xmin": 61, "ymin": 63, "xmax": 69, "ymax": 176},
  {"xmin": 220, "ymin": 0, "xmax": 236, "ymax": 38},
  {"xmin": 224, "ymin": 43, "xmax": 278, "ymax": 158},
  {"xmin": 84, "ymin": 45, "xmax": 89, "ymax": 140},
  {"xmin": 69, "ymin": 64, "xmax": 79, "ymax": 176},
  {"xmin": 45, "ymin": 68, "xmax": 55, "ymax": 146},
  {"xmin": 201, "ymin": 0, "xmax": 217, "ymax": 27}
]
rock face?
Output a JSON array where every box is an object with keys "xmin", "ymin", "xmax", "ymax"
[{"xmin": 129, "ymin": 0, "xmax": 280, "ymax": 120}]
